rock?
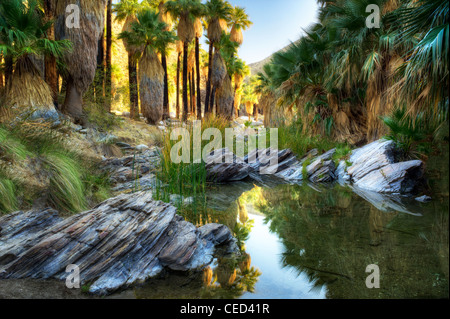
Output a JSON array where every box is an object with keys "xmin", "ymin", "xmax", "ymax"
[
  {"xmin": 205, "ymin": 148, "xmax": 250, "ymax": 183},
  {"xmin": 308, "ymin": 160, "xmax": 336, "ymax": 183},
  {"xmin": 30, "ymin": 109, "xmax": 60, "ymax": 122},
  {"xmin": 135, "ymin": 144, "xmax": 149, "ymax": 152},
  {"xmin": 115, "ymin": 142, "xmax": 132, "ymax": 149},
  {"xmin": 353, "ymin": 160, "xmax": 424, "ymax": 194},
  {"xmin": 346, "ymin": 140, "xmax": 398, "ymax": 181},
  {"xmin": 96, "ymin": 134, "xmax": 118, "ymax": 144},
  {"xmin": 337, "ymin": 139, "xmax": 425, "ymax": 194},
  {"xmin": 0, "ymin": 192, "xmax": 235, "ymax": 295},
  {"xmin": 415, "ymin": 195, "xmax": 432, "ymax": 203}
]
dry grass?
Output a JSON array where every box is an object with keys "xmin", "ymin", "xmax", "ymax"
[
  {"xmin": 207, "ymin": 18, "xmax": 223, "ymax": 43},
  {"xmin": 230, "ymin": 25, "xmax": 243, "ymax": 45},
  {"xmin": 178, "ymin": 13, "xmax": 195, "ymax": 43},
  {"xmin": 4, "ymin": 57, "xmax": 54, "ymax": 111}
]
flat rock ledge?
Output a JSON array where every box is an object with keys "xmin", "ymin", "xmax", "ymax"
[
  {"xmin": 0, "ymin": 192, "xmax": 236, "ymax": 295},
  {"xmin": 206, "ymin": 139, "xmax": 425, "ymax": 195}
]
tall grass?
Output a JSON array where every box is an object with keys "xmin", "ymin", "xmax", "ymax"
[
  {"xmin": 0, "ymin": 122, "xmax": 112, "ymax": 214},
  {"xmin": 153, "ymin": 115, "xmax": 231, "ymax": 224},
  {"xmin": 277, "ymin": 118, "xmax": 347, "ymax": 158},
  {"xmin": 0, "ymin": 175, "xmax": 18, "ymax": 213}
]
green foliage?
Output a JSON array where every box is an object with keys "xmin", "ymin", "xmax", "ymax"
[
  {"xmin": 332, "ymin": 144, "xmax": 352, "ymax": 165},
  {"xmin": 382, "ymin": 107, "xmax": 446, "ymax": 159},
  {"xmin": 0, "ymin": 0, "xmax": 71, "ymax": 61},
  {"xmin": 233, "ymin": 219, "xmax": 254, "ymax": 250},
  {"xmin": 256, "ymin": 0, "xmax": 449, "ymax": 138},
  {"xmin": 0, "ymin": 122, "xmax": 112, "ymax": 214},
  {"xmin": 0, "ymin": 175, "xmax": 18, "ymax": 213},
  {"xmin": 277, "ymin": 118, "xmax": 343, "ymax": 159},
  {"xmin": 84, "ymin": 100, "xmax": 124, "ymax": 132},
  {"xmin": 43, "ymin": 148, "xmax": 87, "ymax": 213}
]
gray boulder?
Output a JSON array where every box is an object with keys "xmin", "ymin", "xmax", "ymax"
[{"xmin": 0, "ymin": 192, "xmax": 236, "ymax": 295}]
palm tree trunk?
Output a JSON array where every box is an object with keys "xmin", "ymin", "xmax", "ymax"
[
  {"xmin": 204, "ymin": 42, "xmax": 214, "ymax": 114},
  {"xmin": 195, "ymin": 37, "xmax": 201, "ymax": 119},
  {"xmin": 128, "ymin": 54, "xmax": 139, "ymax": 120},
  {"xmin": 162, "ymin": 53, "xmax": 169, "ymax": 119},
  {"xmin": 176, "ymin": 51, "xmax": 181, "ymax": 119},
  {"xmin": 96, "ymin": 36, "xmax": 105, "ymax": 105},
  {"xmin": 191, "ymin": 67, "xmax": 196, "ymax": 116},
  {"xmin": 63, "ymin": 77, "xmax": 84, "ymax": 123},
  {"xmin": 105, "ymin": 0, "xmax": 113, "ymax": 112},
  {"xmin": 43, "ymin": 0, "xmax": 58, "ymax": 108},
  {"xmin": 182, "ymin": 42, "xmax": 189, "ymax": 122},
  {"xmin": 189, "ymin": 70, "xmax": 193, "ymax": 115},
  {"xmin": 0, "ymin": 55, "xmax": 3, "ymax": 88},
  {"xmin": 210, "ymin": 85, "xmax": 217, "ymax": 115}
]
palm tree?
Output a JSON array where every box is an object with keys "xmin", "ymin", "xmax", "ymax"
[
  {"xmin": 212, "ymin": 33, "xmax": 238, "ymax": 117},
  {"xmin": 42, "ymin": 0, "xmax": 58, "ymax": 108},
  {"xmin": 114, "ymin": 0, "xmax": 148, "ymax": 120},
  {"xmin": 0, "ymin": 0, "xmax": 71, "ymax": 116},
  {"xmin": 229, "ymin": 58, "xmax": 249, "ymax": 118},
  {"xmin": 194, "ymin": 17, "xmax": 203, "ymax": 119},
  {"xmin": 229, "ymin": 6, "xmax": 252, "ymax": 46},
  {"xmin": 175, "ymin": 39, "xmax": 183, "ymax": 119},
  {"xmin": 150, "ymin": 0, "xmax": 174, "ymax": 119},
  {"xmin": 394, "ymin": 0, "xmax": 449, "ymax": 117},
  {"xmin": 204, "ymin": 0, "xmax": 231, "ymax": 115},
  {"xmin": 105, "ymin": 0, "xmax": 113, "ymax": 112},
  {"xmin": 54, "ymin": 0, "xmax": 107, "ymax": 123},
  {"xmin": 166, "ymin": 0, "xmax": 204, "ymax": 122},
  {"xmin": 241, "ymin": 82, "xmax": 258, "ymax": 121},
  {"xmin": 324, "ymin": 0, "xmax": 402, "ymax": 140},
  {"xmin": 120, "ymin": 9, "xmax": 177, "ymax": 124}
]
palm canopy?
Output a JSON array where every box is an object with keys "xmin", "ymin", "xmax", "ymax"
[
  {"xmin": 229, "ymin": 6, "xmax": 252, "ymax": 45},
  {"xmin": 114, "ymin": 0, "xmax": 149, "ymax": 23},
  {"xmin": 165, "ymin": 0, "xmax": 204, "ymax": 43},
  {"xmin": 119, "ymin": 9, "xmax": 177, "ymax": 57},
  {"xmin": 0, "ymin": 0, "xmax": 71, "ymax": 62},
  {"xmin": 205, "ymin": 0, "xmax": 232, "ymax": 43}
]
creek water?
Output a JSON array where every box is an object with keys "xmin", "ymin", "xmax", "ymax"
[{"xmin": 131, "ymin": 145, "xmax": 449, "ymax": 299}]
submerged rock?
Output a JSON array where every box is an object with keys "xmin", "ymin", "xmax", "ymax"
[
  {"xmin": 0, "ymin": 192, "xmax": 236, "ymax": 295},
  {"xmin": 415, "ymin": 195, "xmax": 432, "ymax": 203}
]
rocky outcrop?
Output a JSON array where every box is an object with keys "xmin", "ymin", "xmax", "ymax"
[
  {"xmin": 102, "ymin": 147, "xmax": 161, "ymax": 193},
  {"xmin": 0, "ymin": 192, "xmax": 236, "ymax": 295},
  {"xmin": 336, "ymin": 140, "xmax": 425, "ymax": 194},
  {"xmin": 204, "ymin": 148, "xmax": 250, "ymax": 183},
  {"xmin": 204, "ymin": 140, "xmax": 425, "ymax": 195}
]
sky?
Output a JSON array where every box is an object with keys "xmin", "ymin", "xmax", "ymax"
[{"xmin": 222, "ymin": 0, "xmax": 320, "ymax": 64}]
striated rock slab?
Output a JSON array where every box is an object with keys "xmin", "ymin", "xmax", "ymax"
[
  {"xmin": 353, "ymin": 160, "xmax": 424, "ymax": 194},
  {"xmin": 205, "ymin": 148, "xmax": 250, "ymax": 183},
  {"xmin": 340, "ymin": 140, "xmax": 424, "ymax": 194},
  {"xmin": 0, "ymin": 192, "xmax": 236, "ymax": 295},
  {"xmin": 204, "ymin": 140, "xmax": 425, "ymax": 195}
]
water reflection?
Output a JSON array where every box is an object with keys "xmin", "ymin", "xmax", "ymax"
[
  {"xmin": 132, "ymin": 147, "xmax": 448, "ymax": 299},
  {"xmin": 255, "ymin": 183, "xmax": 448, "ymax": 298}
]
